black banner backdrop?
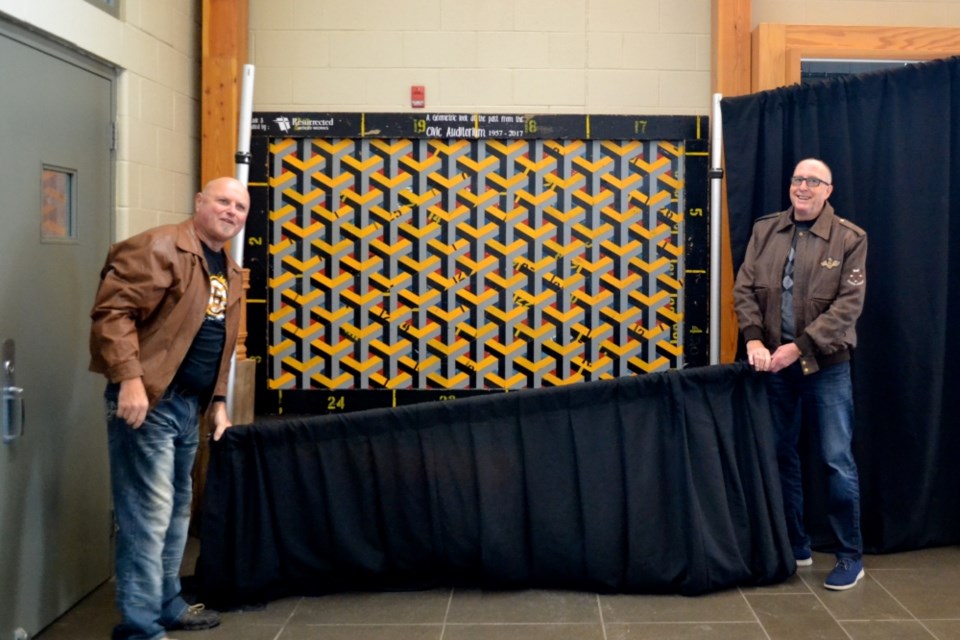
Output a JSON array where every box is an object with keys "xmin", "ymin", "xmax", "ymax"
[{"xmin": 721, "ymin": 56, "xmax": 960, "ymax": 553}]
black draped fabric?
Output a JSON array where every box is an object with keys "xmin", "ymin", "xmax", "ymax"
[
  {"xmin": 196, "ymin": 363, "xmax": 793, "ymax": 608},
  {"xmin": 721, "ymin": 57, "xmax": 960, "ymax": 553}
]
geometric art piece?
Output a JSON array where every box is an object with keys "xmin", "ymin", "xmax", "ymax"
[{"xmin": 245, "ymin": 113, "xmax": 709, "ymax": 413}]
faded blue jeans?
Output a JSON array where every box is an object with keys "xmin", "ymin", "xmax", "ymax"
[
  {"xmin": 106, "ymin": 384, "xmax": 199, "ymax": 640},
  {"xmin": 766, "ymin": 360, "xmax": 863, "ymax": 561}
]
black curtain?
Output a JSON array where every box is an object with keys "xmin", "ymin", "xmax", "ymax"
[
  {"xmin": 196, "ymin": 363, "xmax": 794, "ymax": 608},
  {"xmin": 721, "ymin": 57, "xmax": 960, "ymax": 553}
]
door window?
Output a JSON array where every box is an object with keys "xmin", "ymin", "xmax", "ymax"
[{"xmin": 41, "ymin": 166, "xmax": 77, "ymax": 242}]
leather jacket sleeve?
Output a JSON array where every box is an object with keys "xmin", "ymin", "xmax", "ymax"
[
  {"xmin": 89, "ymin": 231, "xmax": 178, "ymax": 384},
  {"xmin": 732, "ymin": 223, "xmax": 769, "ymax": 346}
]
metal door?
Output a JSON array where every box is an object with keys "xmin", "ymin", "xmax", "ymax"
[{"xmin": 0, "ymin": 21, "xmax": 115, "ymax": 637}]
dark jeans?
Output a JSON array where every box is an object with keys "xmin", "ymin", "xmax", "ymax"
[{"xmin": 766, "ymin": 361, "xmax": 862, "ymax": 561}]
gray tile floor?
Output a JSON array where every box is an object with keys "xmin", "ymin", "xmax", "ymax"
[{"xmin": 36, "ymin": 544, "xmax": 960, "ymax": 640}]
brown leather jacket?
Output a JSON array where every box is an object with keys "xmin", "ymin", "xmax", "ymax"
[
  {"xmin": 733, "ymin": 203, "xmax": 867, "ymax": 375},
  {"xmin": 88, "ymin": 219, "xmax": 242, "ymax": 407}
]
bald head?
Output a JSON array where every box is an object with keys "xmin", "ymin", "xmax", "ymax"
[
  {"xmin": 790, "ymin": 158, "xmax": 833, "ymax": 221},
  {"xmin": 193, "ymin": 177, "xmax": 250, "ymax": 250}
]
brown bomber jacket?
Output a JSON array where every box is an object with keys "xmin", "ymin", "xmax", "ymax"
[{"xmin": 733, "ymin": 203, "xmax": 867, "ymax": 375}]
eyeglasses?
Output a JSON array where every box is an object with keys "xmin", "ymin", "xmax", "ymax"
[{"xmin": 790, "ymin": 176, "xmax": 830, "ymax": 187}]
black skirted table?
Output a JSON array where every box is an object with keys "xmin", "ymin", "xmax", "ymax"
[{"xmin": 196, "ymin": 362, "xmax": 794, "ymax": 608}]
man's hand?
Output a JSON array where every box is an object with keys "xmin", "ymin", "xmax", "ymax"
[
  {"xmin": 117, "ymin": 377, "xmax": 149, "ymax": 428},
  {"xmin": 210, "ymin": 401, "xmax": 232, "ymax": 442},
  {"xmin": 746, "ymin": 339, "xmax": 772, "ymax": 372},
  {"xmin": 769, "ymin": 342, "xmax": 802, "ymax": 373}
]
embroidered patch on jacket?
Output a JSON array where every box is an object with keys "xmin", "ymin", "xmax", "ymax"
[
  {"xmin": 846, "ymin": 268, "xmax": 865, "ymax": 286},
  {"xmin": 821, "ymin": 257, "xmax": 840, "ymax": 269}
]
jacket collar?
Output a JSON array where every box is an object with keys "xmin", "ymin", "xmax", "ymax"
[
  {"xmin": 175, "ymin": 218, "xmax": 203, "ymax": 257},
  {"xmin": 778, "ymin": 202, "xmax": 836, "ymax": 240},
  {"xmin": 174, "ymin": 218, "xmax": 242, "ymax": 274}
]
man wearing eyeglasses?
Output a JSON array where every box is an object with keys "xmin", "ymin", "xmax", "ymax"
[{"xmin": 733, "ymin": 158, "xmax": 867, "ymax": 590}]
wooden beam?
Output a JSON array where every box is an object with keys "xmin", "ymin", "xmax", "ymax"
[
  {"xmin": 194, "ymin": 0, "xmax": 250, "ymax": 529},
  {"xmin": 712, "ymin": 0, "xmax": 753, "ymax": 363},
  {"xmin": 201, "ymin": 0, "xmax": 248, "ymax": 184},
  {"xmin": 712, "ymin": 0, "xmax": 753, "ymax": 97}
]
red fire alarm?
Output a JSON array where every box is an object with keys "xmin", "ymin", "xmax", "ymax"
[{"xmin": 411, "ymin": 85, "xmax": 425, "ymax": 108}]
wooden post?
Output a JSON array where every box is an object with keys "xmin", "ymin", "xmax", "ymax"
[
  {"xmin": 193, "ymin": 0, "xmax": 250, "ymax": 533},
  {"xmin": 201, "ymin": 0, "xmax": 248, "ymax": 185},
  {"xmin": 711, "ymin": 0, "xmax": 753, "ymax": 363}
]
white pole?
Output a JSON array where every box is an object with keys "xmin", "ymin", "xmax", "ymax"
[
  {"xmin": 710, "ymin": 93, "xmax": 723, "ymax": 365},
  {"xmin": 226, "ymin": 64, "xmax": 256, "ymax": 421}
]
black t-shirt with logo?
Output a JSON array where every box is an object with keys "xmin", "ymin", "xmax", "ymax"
[{"xmin": 170, "ymin": 243, "xmax": 227, "ymax": 399}]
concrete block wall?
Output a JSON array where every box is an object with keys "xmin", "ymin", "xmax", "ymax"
[
  {"xmin": 753, "ymin": 0, "xmax": 960, "ymax": 28},
  {"xmin": 249, "ymin": 0, "xmax": 960, "ymax": 117},
  {"xmin": 115, "ymin": 1, "xmax": 200, "ymax": 239},
  {"xmin": 249, "ymin": 0, "xmax": 713, "ymax": 115}
]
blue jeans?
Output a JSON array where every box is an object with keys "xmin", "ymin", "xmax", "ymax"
[
  {"xmin": 106, "ymin": 384, "xmax": 199, "ymax": 640},
  {"xmin": 766, "ymin": 361, "xmax": 862, "ymax": 561}
]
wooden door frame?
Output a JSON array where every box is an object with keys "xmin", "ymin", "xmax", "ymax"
[{"xmin": 753, "ymin": 24, "xmax": 960, "ymax": 91}]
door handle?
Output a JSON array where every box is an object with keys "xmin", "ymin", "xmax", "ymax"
[
  {"xmin": 3, "ymin": 385, "xmax": 25, "ymax": 444},
  {"xmin": 2, "ymin": 338, "xmax": 24, "ymax": 444}
]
